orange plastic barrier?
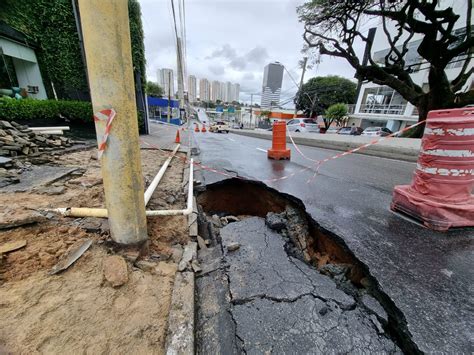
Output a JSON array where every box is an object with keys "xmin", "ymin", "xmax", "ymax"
[
  {"xmin": 391, "ymin": 107, "xmax": 474, "ymax": 230},
  {"xmin": 194, "ymin": 124, "xmax": 200, "ymax": 132},
  {"xmin": 268, "ymin": 121, "xmax": 290, "ymax": 160},
  {"xmin": 175, "ymin": 129, "xmax": 180, "ymax": 143},
  {"xmin": 201, "ymin": 125, "xmax": 207, "ymax": 132}
]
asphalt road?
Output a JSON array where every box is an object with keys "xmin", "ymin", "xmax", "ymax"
[{"xmin": 187, "ymin": 113, "xmax": 474, "ymax": 353}]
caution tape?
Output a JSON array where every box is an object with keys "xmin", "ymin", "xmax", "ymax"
[
  {"xmin": 93, "ymin": 109, "xmax": 116, "ymax": 159},
  {"xmin": 142, "ymin": 119, "xmax": 427, "ymax": 185}
]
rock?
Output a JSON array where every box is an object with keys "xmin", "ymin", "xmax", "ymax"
[
  {"xmin": 35, "ymin": 185, "xmax": 66, "ymax": 195},
  {"xmin": 136, "ymin": 260, "xmax": 157, "ymax": 273},
  {"xmin": 0, "ymin": 210, "xmax": 46, "ymax": 229},
  {"xmin": 178, "ymin": 242, "xmax": 197, "ymax": 271},
  {"xmin": 191, "ymin": 260, "xmax": 202, "ymax": 272},
  {"xmin": 210, "ymin": 214, "xmax": 222, "ymax": 228},
  {"xmin": 369, "ymin": 314, "xmax": 385, "ymax": 334},
  {"xmin": 226, "ymin": 242, "xmax": 240, "ymax": 252},
  {"xmin": 0, "ymin": 240, "xmax": 27, "ymax": 254},
  {"xmin": 0, "ymin": 157, "xmax": 12, "ymax": 165},
  {"xmin": 0, "ymin": 120, "xmax": 13, "ymax": 129},
  {"xmin": 170, "ymin": 244, "xmax": 184, "ymax": 263},
  {"xmin": 156, "ymin": 261, "xmax": 177, "ymax": 277},
  {"xmin": 103, "ymin": 255, "xmax": 129, "ymax": 287},
  {"xmin": 222, "ymin": 215, "xmax": 240, "ymax": 224},
  {"xmin": 122, "ymin": 249, "xmax": 140, "ymax": 263},
  {"xmin": 196, "ymin": 235, "xmax": 208, "ymax": 250},
  {"xmin": 166, "ymin": 195, "xmax": 176, "ymax": 204},
  {"xmin": 361, "ymin": 294, "xmax": 388, "ymax": 323},
  {"xmin": 319, "ymin": 263, "xmax": 349, "ymax": 277},
  {"xmin": 265, "ymin": 212, "xmax": 286, "ymax": 231}
]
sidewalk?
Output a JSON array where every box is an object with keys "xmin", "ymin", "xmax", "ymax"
[{"xmin": 231, "ymin": 129, "xmax": 421, "ymax": 162}]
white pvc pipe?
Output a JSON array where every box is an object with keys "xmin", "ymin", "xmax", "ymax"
[
  {"xmin": 144, "ymin": 143, "xmax": 180, "ymax": 205},
  {"xmin": 48, "ymin": 159, "xmax": 194, "ymax": 218},
  {"xmin": 30, "ymin": 126, "xmax": 70, "ymax": 131}
]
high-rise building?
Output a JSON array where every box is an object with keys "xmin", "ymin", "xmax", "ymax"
[
  {"xmin": 211, "ymin": 80, "xmax": 221, "ymax": 102},
  {"xmin": 261, "ymin": 62, "xmax": 284, "ymax": 108},
  {"xmin": 231, "ymin": 83, "xmax": 240, "ymax": 103},
  {"xmin": 220, "ymin": 83, "xmax": 229, "ymax": 102},
  {"xmin": 199, "ymin": 78, "xmax": 210, "ymax": 102},
  {"xmin": 188, "ymin": 75, "xmax": 197, "ymax": 103},
  {"xmin": 157, "ymin": 68, "xmax": 175, "ymax": 98},
  {"xmin": 225, "ymin": 82, "xmax": 232, "ymax": 103}
]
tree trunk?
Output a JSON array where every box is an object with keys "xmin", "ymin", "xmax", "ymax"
[{"xmin": 409, "ymin": 67, "xmax": 455, "ymax": 138}]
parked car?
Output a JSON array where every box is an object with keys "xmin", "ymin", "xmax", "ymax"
[
  {"xmin": 338, "ymin": 126, "xmax": 363, "ymax": 135},
  {"xmin": 209, "ymin": 121, "xmax": 230, "ymax": 133},
  {"xmin": 362, "ymin": 127, "xmax": 393, "ymax": 137},
  {"xmin": 325, "ymin": 127, "xmax": 340, "ymax": 134},
  {"xmin": 286, "ymin": 118, "xmax": 319, "ymax": 133}
]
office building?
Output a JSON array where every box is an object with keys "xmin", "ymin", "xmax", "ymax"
[
  {"xmin": 260, "ymin": 62, "xmax": 284, "ymax": 108},
  {"xmin": 187, "ymin": 75, "xmax": 197, "ymax": 103}
]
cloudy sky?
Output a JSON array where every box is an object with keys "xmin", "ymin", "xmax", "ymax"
[{"xmin": 138, "ymin": 0, "xmax": 358, "ymax": 105}]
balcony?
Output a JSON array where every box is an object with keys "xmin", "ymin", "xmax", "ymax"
[{"xmin": 359, "ymin": 104, "xmax": 407, "ymax": 115}]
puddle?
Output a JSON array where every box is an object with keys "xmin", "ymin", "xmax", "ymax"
[{"xmin": 197, "ymin": 178, "xmax": 420, "ymax": 354}]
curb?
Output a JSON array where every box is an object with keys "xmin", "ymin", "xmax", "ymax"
[
  {"xmin": 165, "ymin": 149, "xmax": 197, "ymax": 354},
  {"xmin": 230, "ymin": 129, "xmax": 420, "ymax": 162}
]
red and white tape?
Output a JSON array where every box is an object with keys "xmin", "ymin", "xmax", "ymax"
[{"xmin": 94, "ymin": 108, "xmax": 116, "ymax": 159}]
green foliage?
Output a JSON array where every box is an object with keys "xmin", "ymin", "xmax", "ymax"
[
  {"xmin": 146, "ymin": 82, "xmax": 164, "ymax": 97},
  {"xmin": 259, "ymin": 110, "xmax": 271, "ymax": 118},
  {"xmin": 0, "ymin": 98, "xmax": 92, "ymax": 123},
  {"xmin": 0, "ymin": 0, "xmax": 146, "ymax": 100},
  {"xmin": 296, "ymin": 76, "xmax": 356, "ymax": 117},
  {"xmin": 325, "ymin": 103, "xmax": 347, "ymax": 124}
]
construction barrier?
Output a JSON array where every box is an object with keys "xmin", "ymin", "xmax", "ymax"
[
  {"xmin": 268, "ymin": 121, "xmax": 291, "ymax": 160},
  {"xmin": 175, "ymin": 130, "xmax": 181, "ymax": 144},
  {"xmin": 391, "ymin": 107, "xmax": 474, "ymax": 231},
  {"xmin": 201, "ymin": 125, "xmax": 207, "ymax": 133},
  {"xmin": 194, "ymin": 124, "xmax": 200, "ymax": 133}
]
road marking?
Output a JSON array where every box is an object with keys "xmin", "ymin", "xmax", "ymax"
[
  {"xmin": 227, "ymin": 137, "xmax": 236, "ymax": 142},
  {"xmin": 256, "ymin": 148, "xmax": 267, "ymax": 153}
]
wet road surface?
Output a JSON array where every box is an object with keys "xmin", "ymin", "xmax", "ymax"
[{"xmin": 186, "ymin": 117, "xmax": 474, "ymax": 353}]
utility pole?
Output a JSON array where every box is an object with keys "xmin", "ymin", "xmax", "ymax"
[
  {"xmin": 294, "ymin": 57, "xmax": 308, "ymax": 118},
  {"xmin": 78, "ymin": 0, "xmax": 147, "ymax": 245},
  {"xmin": 167, "ymin": 71, "xmax": 171, "ymax": 123}
]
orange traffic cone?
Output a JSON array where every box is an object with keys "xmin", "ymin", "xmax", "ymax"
[
  {"xmin": 175, "ymin": 129, "xmax": 181, "ymax": 143},
  {"xmin": 194, "ymin": 125, "xmax": 200, "ymax": 132},
  {"xmin": 201, "ymin": 125, "xmax": 207, "ymax": 132}
]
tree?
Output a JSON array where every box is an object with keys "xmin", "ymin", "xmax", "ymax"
[
  {"xmin": 146, "ymin": 82, "xmax": 163, "ymax": 97},
  {"xmin": 298, "ymin": 0, "xmax": 473, "ymax": 135},
  {"xmin": 324, "ymin": 103, "xmax": 348, "ymax": 128},
  {"xmin": 296, "ymin": 76, "xmax": 356, "ymax": 117}
]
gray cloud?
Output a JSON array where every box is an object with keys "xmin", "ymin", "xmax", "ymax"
[
  {"xmin": 208, "ymin": 64, "xmax": 225, "ymax": 76},
  {"xmin": 246, "ymin": 46, "xmax": 269, "ymax": 63},
  {"xmin": 207, "ymin": 44, "xmax": 237, "ymax": 60},
  {"xmin": 230, "ymin": 57, "xmax": 247, "ymax": 70}
]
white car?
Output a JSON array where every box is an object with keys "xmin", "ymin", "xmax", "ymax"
[
  {"xmin": 286, "ymin": 118, "xmax": 319, "ymax": 133},
  {"xmin": 209, "ymin": 121, "xmax": 230, "ymax": 133},
  {"xmin": 361, "ymin": 127, "xmax": 393, "ymax": 137}
]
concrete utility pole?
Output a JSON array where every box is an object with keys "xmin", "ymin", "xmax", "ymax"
[
  {"xmin": 294, "ymin": 57, "xmax": 308, "ymax": 118},
  {"xmin": 78, "ymin": 0, "xmax": 148, "ymax": 245},
  {"xmin": 168, "ymin": 71, "xmax": 172, "ymax": 123}
]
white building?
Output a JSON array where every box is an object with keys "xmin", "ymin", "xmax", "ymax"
[
  {"xmin": 211, "ymin": 80, "xmax": 221, "ymax": 102},
  {"xmin": 350, "ymin": 1, "xmax": 473, "ymax": 131},
  {"xmin": 233, "ymin": 83, "xmax": 240, "ymax": 102},
  {"xmin": 187, "ymin": 75, "xmax": 197, "ymax": 103},
  {"xmin": 157, "ymin": 68, "xmax": 174, "ymax": 98},
  {"xmin": 199, "ymin": 78, "xmax": 210, "ymax": 102},
  {"xmin": 219, "ymin": 82, "xmax": 226, "ymax": 103},
  {"xmin": 224, "ymin": 81, "xmax": 232, "ymax": 103}
]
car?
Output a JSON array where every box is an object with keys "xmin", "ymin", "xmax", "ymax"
[
  {"xmin": 325, "ymin": 127, "xmax": 340, "ymax": 134},
  {"xmin": 209, "ymin": 121, "xmax": 230, "ymax": 133},
  {"xmin": 338, "ymin": 126, "xmax": 363, "ymax": 135},
  {"xmin": 286, "ymin": 118, "xmax": 319, "ymax": 133},
  {"xmin": 361, "ymin": 127, "xmax": 393, "ymax": 137}
]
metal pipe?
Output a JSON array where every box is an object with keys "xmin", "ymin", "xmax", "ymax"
[
  {"xmin": 144, "ymin": 144, "xmax": 180, "ymax": 205},
  {"xmin": 29, "ymin": 126, "xmax": 71, "ymax": 131},
  {"xmin": 49, "ymin": 159, "xmax": 194, "ymax": 218}
]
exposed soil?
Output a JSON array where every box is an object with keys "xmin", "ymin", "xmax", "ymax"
[{"xmin": 0, "ymin": 146, "xmax": 189, "ymax": 353}]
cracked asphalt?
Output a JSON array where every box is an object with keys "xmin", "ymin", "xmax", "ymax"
[{"xmin": 197, "ymin": 217, "xmax": 399, "ymax": 354}]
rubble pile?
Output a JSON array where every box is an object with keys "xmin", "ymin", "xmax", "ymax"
[{"xmin": 0, "ymin": 120, "xmax": 73, "ymax": 157}]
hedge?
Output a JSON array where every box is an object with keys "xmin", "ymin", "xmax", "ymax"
[{"xmin": 0, "ymin": 99, "xmax": 93, "ymax": 123}]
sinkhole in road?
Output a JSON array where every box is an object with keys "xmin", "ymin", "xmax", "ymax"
[{"xmin": 197, "ymin": 178, "xmax": 419, "ymax": 354}]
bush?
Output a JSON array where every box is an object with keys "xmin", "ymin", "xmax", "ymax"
[{"xmin": 0, "ymin": 99, "xmax": 93, "ymax": 123}]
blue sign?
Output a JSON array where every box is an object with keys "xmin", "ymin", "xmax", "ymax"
[{"xmin": 216, "ymin": 106, "xmax": 224, "ymax": 112}]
